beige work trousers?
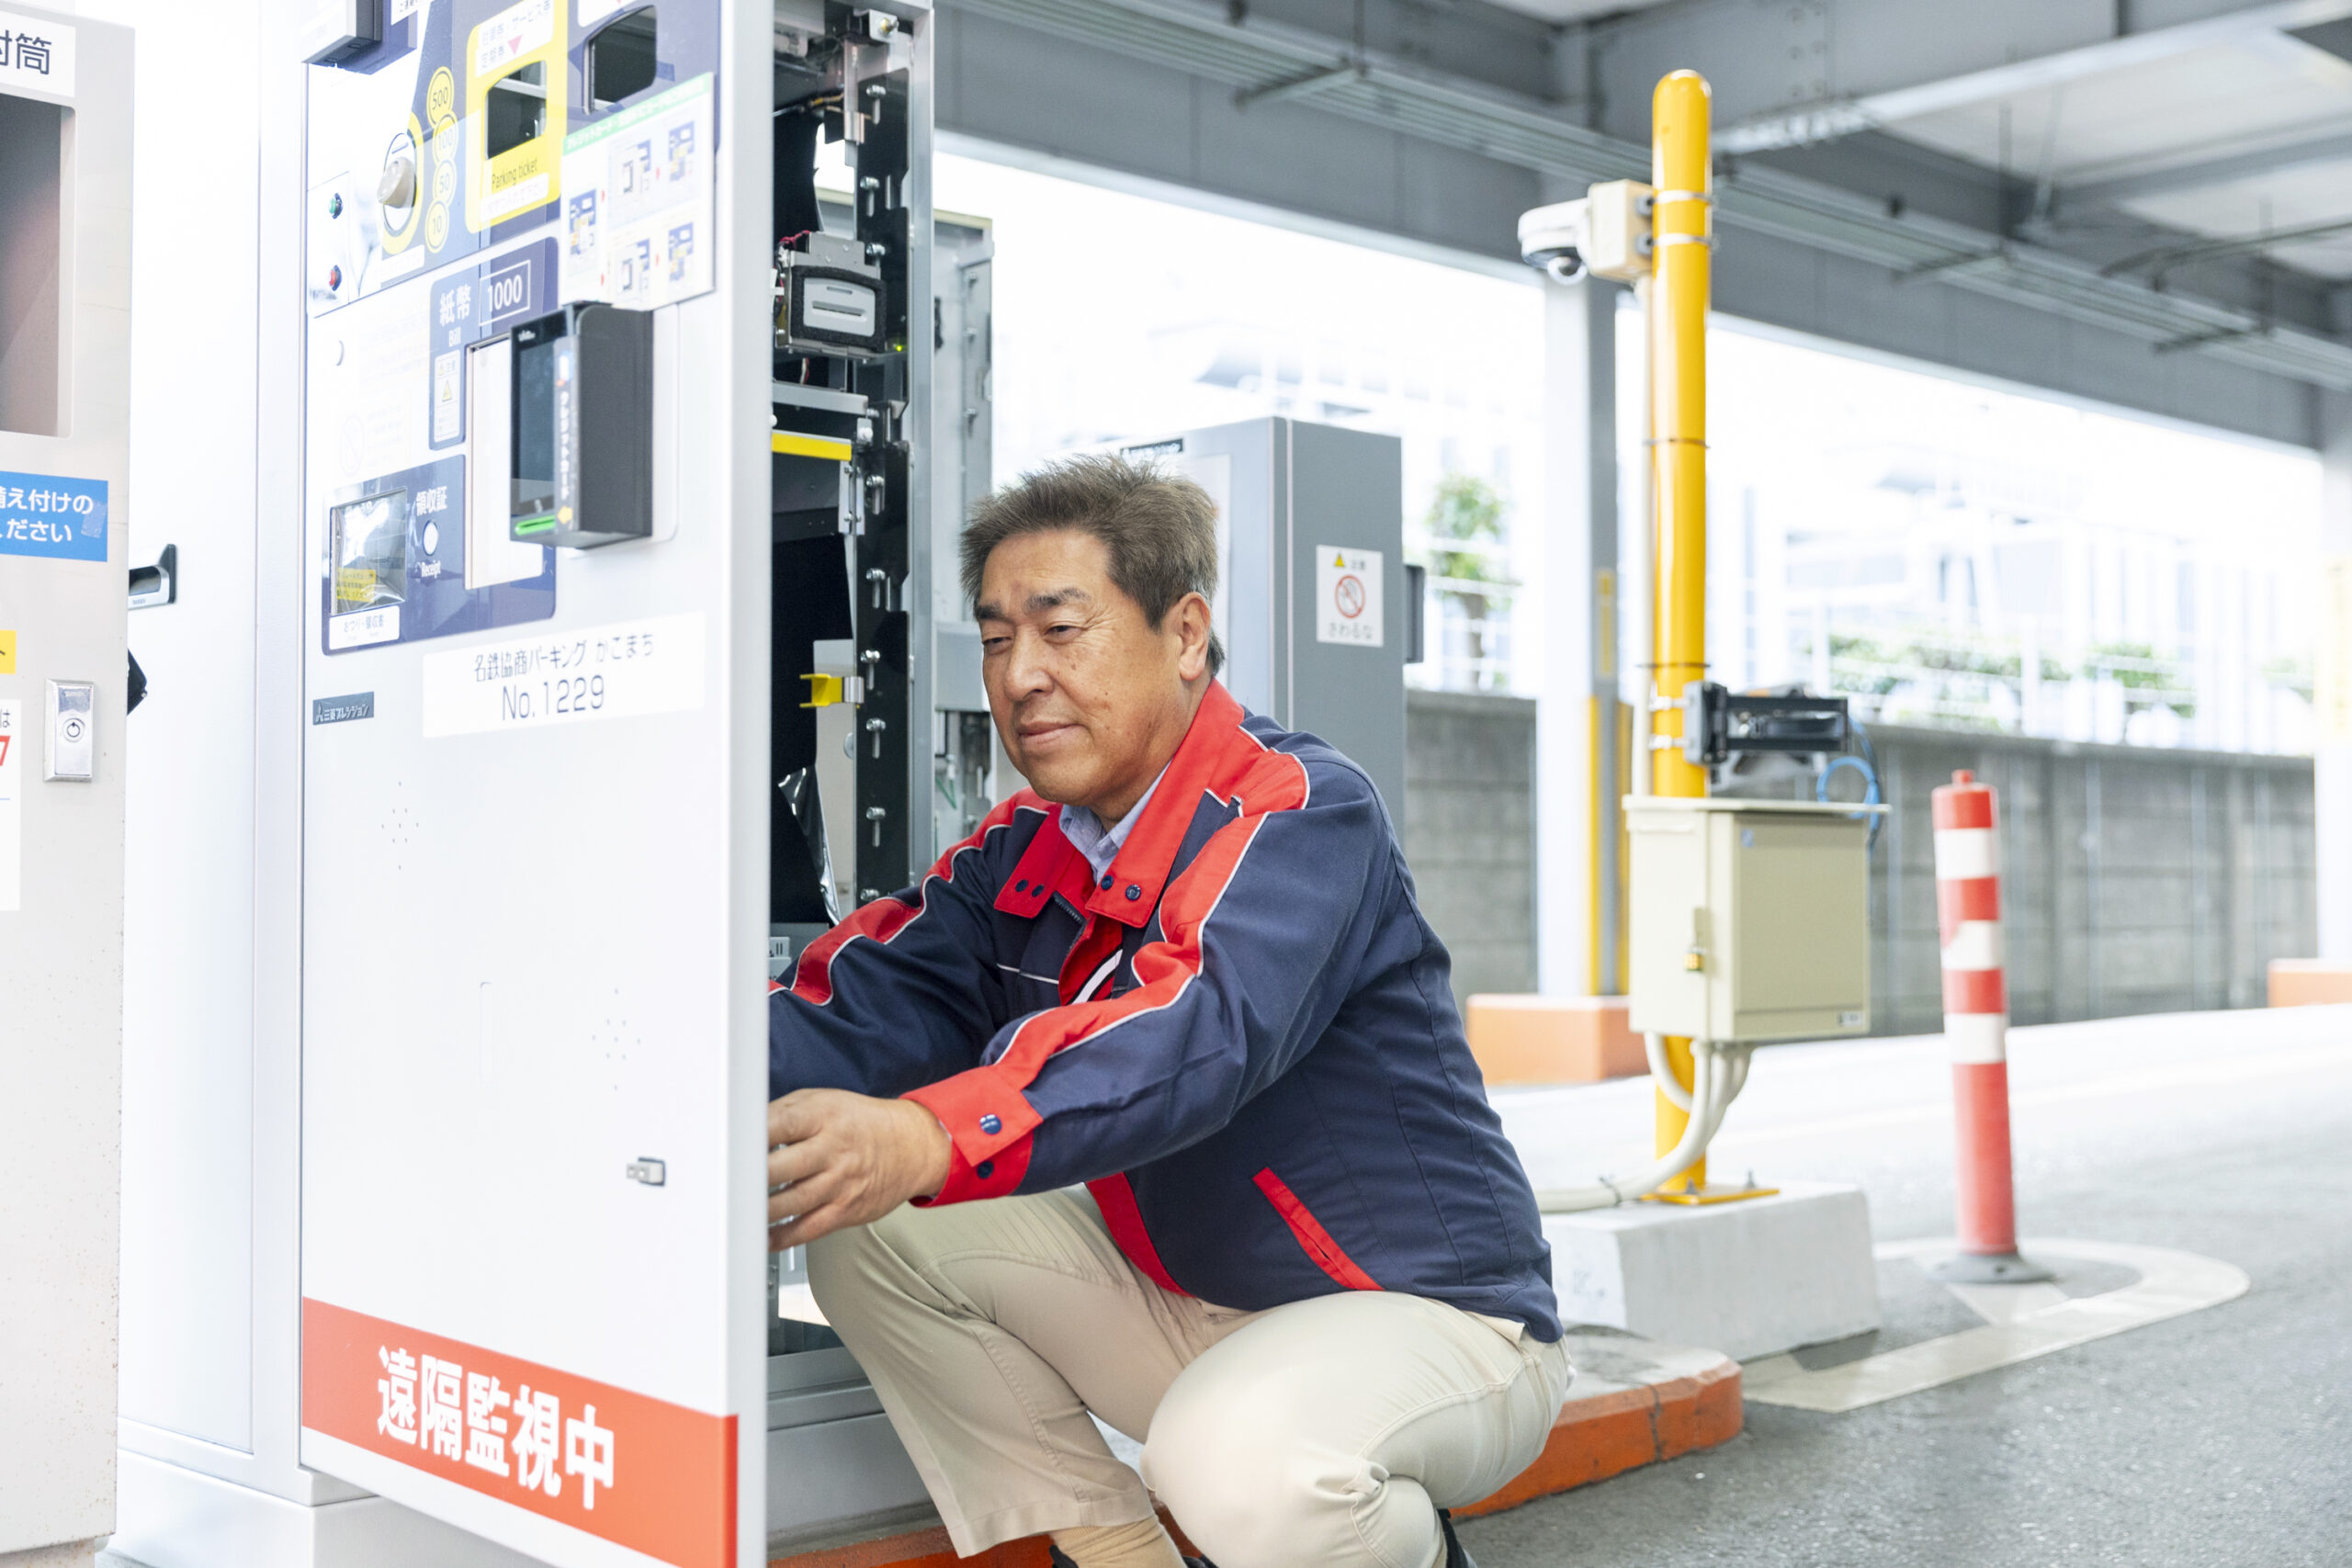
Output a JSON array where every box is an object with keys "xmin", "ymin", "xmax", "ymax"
[{"xmin": 807, "ymin": 1188, "xmax": 1572, "ymax": 1568}]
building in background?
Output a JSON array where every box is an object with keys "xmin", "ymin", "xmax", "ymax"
[
  {"xmin": 927, "ymin": 150, "xmax": 2321, "ymax": 752},
  {"xmin": 932, "ymin": 152, "xmax": 1544, "ymax": 695},
  {"xmin": 1675, "ymin": 319, "xmax": 2322, "ymax": 754}
]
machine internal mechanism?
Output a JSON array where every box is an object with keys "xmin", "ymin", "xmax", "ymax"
[{"xmin": 769, "ymin": 6, "xmax": 928, "ymax": 932}]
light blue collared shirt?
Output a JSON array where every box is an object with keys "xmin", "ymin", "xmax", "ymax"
[{"xmin": 1057, "ymin": 767, "xmax": 1167, "ymax": 887}]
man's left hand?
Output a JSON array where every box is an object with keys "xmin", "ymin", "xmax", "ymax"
[{"xmin": 767, "ymin": 1089, "xmax": 955, "ymax": 1249}]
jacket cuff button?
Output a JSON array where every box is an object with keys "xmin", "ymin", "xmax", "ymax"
[
  {"xmin": 1125, "ymin": 885, "xmax": 1142, "ymax": 900},
  {"xmin": 976, "ymin": 1160, "xmax": 995, "ymax": 1179},
  {"xmin": 979, "ymin": 1113, "xmax": 1002, "ymax": 1135}
]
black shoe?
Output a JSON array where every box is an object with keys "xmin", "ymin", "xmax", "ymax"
[{"xmin": 1439, "ymin": 1508, "xmax": 1477, "ymax": 1568}]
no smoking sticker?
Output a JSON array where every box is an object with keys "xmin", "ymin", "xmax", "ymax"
[{"xmin": 1317, "ymin": 546, "xmax": 1384, "ymax": 648}]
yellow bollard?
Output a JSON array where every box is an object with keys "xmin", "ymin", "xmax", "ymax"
[{"xmin": 1648, "ymin": 70, "xmax": 1717, "ymax": 1200}]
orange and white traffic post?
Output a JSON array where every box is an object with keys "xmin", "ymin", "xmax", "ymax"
[{"xmin": 1928, "ymin": 770, "xmax": 2049, "ymax": 1283}]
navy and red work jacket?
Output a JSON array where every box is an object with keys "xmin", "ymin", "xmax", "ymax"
[{"xmin": 767, "ymin": 681, "xmax": 1562, "ymax": 1339}]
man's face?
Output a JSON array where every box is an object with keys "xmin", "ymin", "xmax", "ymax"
[{"xmin": 975, "ymin": 529, "xmax": 1209, "ymax": 819}]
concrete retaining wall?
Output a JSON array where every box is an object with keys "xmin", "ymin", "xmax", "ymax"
[
  {"xmin": 1398, "ymin": 694, "xmax": 2318, "ymax": 1030},
  {"xmin": 1401, "ymin": 690, "xmax": 1538, "ymax": 1004},
  {"xmin": 1853, "ymin": 726, "xmax": 2316, "ymax": 1035}
]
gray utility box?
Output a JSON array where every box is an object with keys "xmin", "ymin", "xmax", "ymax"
[
  {"xmin": 1626, "ymin": 797, "xmax": 1882, "ymax": 1043},
  {"xmin": 1118, "ymin": 418, "xmax": 1407, "ymax": 811}
]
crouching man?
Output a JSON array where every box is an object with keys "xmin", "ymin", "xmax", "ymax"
[{"xmin": 766, "ymin": 457, "xmax": 1567, "ymax": 1568}]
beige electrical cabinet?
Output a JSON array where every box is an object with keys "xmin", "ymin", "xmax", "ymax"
[{"xmin": 1626, "ymin": 797, "xmax": 1882, "ymax": 1043}]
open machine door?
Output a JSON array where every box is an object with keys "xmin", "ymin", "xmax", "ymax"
[{"xmin": 293, "ymin": 5, "xmax": 780, "ymax": 1563}]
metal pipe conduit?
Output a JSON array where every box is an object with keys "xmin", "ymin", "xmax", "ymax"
[{"xmin": 1534, "ymin": 1039, "xmax": 1754, "ymax": 1213}]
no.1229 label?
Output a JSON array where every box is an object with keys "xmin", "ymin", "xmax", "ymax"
[{"xmin": 420, "ymin": 613, "xmax": 705, "ymax": 739}]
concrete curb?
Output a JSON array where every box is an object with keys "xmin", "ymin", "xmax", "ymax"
[
  {"xmin": 766, "ymin": 1335, "xmax": 1741, "ymax": 1566},
  {"xmin": 1454, "ymin": 1335, "xmax": 1742, "ymax": 1519}
]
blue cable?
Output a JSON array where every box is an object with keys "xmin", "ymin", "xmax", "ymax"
[{"xmin": 1817, "ymin": 747, "xmax": 1883, "ymax": 851}]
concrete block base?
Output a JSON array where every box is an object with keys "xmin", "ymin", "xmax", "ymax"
[
  {"xmin": 1466, "ymin": 994, "xmax": 1646, "ymax": 1084},
  {"xmin": 1543, "ymin": 1180, "xmax": 1880, "ymax": 1361}
]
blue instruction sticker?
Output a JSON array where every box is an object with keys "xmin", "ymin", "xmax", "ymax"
[{"xmin": 0, "ymin": 471, "xmax": 108, "ymax": 562}]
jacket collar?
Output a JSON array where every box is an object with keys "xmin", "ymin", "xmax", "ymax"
[
  {"xmin": 1089, "ymin": 681, "xmax": 1253, "ymax": 929},
  {"xmin": 993, "ymin": 807, "xmax": 1085, "ymax": 920},
  {"xmin": 993, "ymin": 682, "xmax": 1258, "ymax": 930}
]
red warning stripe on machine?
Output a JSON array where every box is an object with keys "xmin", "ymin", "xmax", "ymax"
[{"xmin": 301, "ymin": 1297, "xmax": 735, "ymax": 1568}]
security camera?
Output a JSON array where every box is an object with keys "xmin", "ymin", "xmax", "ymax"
[
  {"xmin": 1521, "ymin": 183, "xmax": 1657, "ymax": 284},
  {"xmin": 1518, "ymin": 198, "xmax": 1589, "ymax": 284}
]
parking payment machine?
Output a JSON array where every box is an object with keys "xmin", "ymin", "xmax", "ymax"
[{"xmin": 288, "ymin": 4, "xmax": 937, "ymax": 1563}]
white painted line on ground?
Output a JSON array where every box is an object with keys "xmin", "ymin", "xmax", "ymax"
[{"xmin": 1740, "ymin": 1237, "xmax": 2248, "ymax": 1413}]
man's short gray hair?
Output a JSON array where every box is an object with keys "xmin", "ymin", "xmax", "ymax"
[{"xmin": 960, "ymin": 453, "xmax": 1225, "ymax": 676}]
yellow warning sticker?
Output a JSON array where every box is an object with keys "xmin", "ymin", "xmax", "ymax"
[{"xmin": 0, "ymin": 629, "xmax": 14, "ymax": 672}]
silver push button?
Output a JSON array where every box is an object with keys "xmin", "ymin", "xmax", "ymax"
[{"xmin": 45, "ymin": 680, "xmax": 94, "ymax": 782}]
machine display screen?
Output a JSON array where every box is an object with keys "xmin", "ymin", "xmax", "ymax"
[{"xmin": 329, "ymin": 491, "xmax": 408, "ymax": 615}]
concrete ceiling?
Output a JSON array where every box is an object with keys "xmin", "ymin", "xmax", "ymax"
[
  {"xmin": 938, "ymin": 0, "xmax": 2352, "ymax": 435},
  {"xmin": 1874, "ymin": 26, "xmax": 2352, "ymax": 281}
]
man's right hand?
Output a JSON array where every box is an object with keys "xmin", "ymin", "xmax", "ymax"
[{"xmin": 766, "ymin": 1089, "xmax": 955, "ymax": 1250}]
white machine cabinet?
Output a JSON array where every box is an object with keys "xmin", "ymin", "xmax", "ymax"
[
  {"xmin": 292, "ymin": 4, "xmax": 821, "ymax": 1565},
  {"xmin": 1626, "ymin": 796, "xmax": 1880, "ymax": 1043},
  {"xmin": 0, "ymin": 7, "xmax": 134, "ymax": 1558}
]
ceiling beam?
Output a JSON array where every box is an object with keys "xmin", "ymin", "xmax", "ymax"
[
  {"xmin": 1235, "ymin": 0, "xmax": 1560, "ymax": 104},
  {"xmin": 943, "ymin": 0, "xmax": 2352, "ymax": 389},
  {"xmin": 2064, "ymin": 125, "xmax": 2352, "ymax": 209},
  {"xmin": 1571, "ymin": 0, "xmax": 2352, "ymax": 155}
]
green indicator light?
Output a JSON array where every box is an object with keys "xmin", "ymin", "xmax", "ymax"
[{"xmin": 513, "ymin": 514, "xmax": 557, "ymax": 536}]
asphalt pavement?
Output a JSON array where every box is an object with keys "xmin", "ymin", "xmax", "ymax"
[{"xmin": 1464, "ymin": 1005, "xmax": 2352, "ymax": 1568}]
